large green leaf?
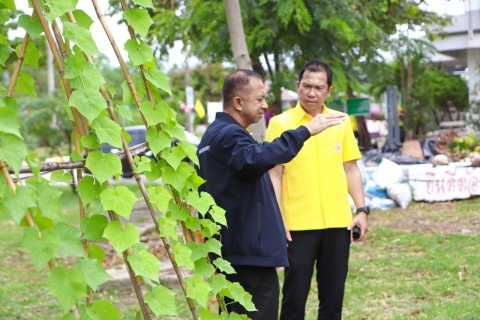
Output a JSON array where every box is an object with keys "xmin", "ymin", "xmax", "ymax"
[
  {"xmin": 69, "ymin": 89, "xmax": 105, "ymax": 124},
  {"xmin": 163, "ymin": 120, "xmax": 186, "ymax": 142},
  {"xmin": 124, "ymin": 39, "xmax": 153, "ymax": 66},
  {"xmin": 15, "ymin": 71, "xmax": 36, "ymax": 96},
  {"xmin": 147, "ymin": 185, "xmax": 172, "ymax": 214},
  {"xmin": 52, "ymin": 222, "xmax": 86, "ymax": 258},
  {"xmin": 22, "ymin": 227, "xmax": 59, "ymax": 271},
  {"xmin": 3, "ymin": 186, "xmax": 36, "ymax": 224},
  {"xmin": 145, "ymin": 129, "xmax": 171, "ymax": 156},
  {"xmin": 229, "ymin": 282, "xmax": 256, "ymax": 312},
  {"xmin": 0, "ymin": 35, "xmax": 14, "ymax": 67},
  {"xmin": 172, "ymin": 242, "xmax": 194, "ymax": 269},
  {"xmin": 185, "ymin": 276, "xmax": 212, "ymax": 309},
  {"xmin": 44, "ymin": 0, "xmax": 77, "ymax": 22},
  {"xmin": 103, "ymin": 221, "xmax": 139, "ymax": 254},
  {"xmin": 145, "ymin": 159, "xmax": 164, "ymax": 184},
  {"xmin": 205, "ymin": 238, "xmax": 222, "ymax": 257},
  {"xmin": 161, "ymin": 146, "xmax": 185, "ymax": 171},
  {"xmin": 177, "ymin": 140, "xmax": 199, "ymax": 166},
  {"xmin": 139, "ymin": 101, "xmax": 168, "ymax": 127},
  {"xmin": 144, "ymin": 285, "xmax": 178, "ymax": 317},
  {"xmin": 158, "ymin": 215, "xmax": 178, "ymax": 239},
  {"xmin": 62, "ymin": 21, "xmax": 99, "ymax": 56},
  {"xmin": 186, "ymin": 191, "xmax": 215, "ymax": 215},
  {"xmin": 127, "ymin": 250, "xmax": 160, "ymax": 282},
  {"xmin": 123, "ymin": 9, "xmax": 153, "ymax": 38},
  {"xmin": 77, "ymin": 176, "xmax": 103, "ymax": 205},
  {"xmin": 168, "ymin": 202, "xmax": 190, "ymax": 222},
  {"xmin": 0, "ymin": 134, "xmax": 27, "ymax": 175},
  {"xmin": 61, "ymin": 9, "xmax": 94, "ymax": 29},
  {"xmin": 84, "ymin": 151, "xmax": 122, "ymax": 183},
  {"xmin": 133, "ymin": 155, "xmax": 151, "ymax": 173},
  {"xmin": 88, "ymin": 243, "xmax": 106, "ymax": 265},
  {"xmin": 0, "ymin": 0, "xmax": 16, "ymax": 11},
  {"xmin": 48, "ymin": 266, "xmax": 88, "ymax": 314},
  {"xmin": 84, "ymin": 300, "xmax": 122, "ymax": 319},
  {"xmin": 161, "ymin": 162, "xmax": 194, "ymax": 191},
  {"xmin": 0, "ymin": 106, "xmax": 21, "ymax": 138},
  {"xmin": 80, "ymin": 214, "xmax": 108, "ymax": 241},
  {"xmin": 76, "ymin": 258, "xmax": 112, "ymax": 292},
  {"xmin": 91, "ymin": 116, "xmax": 122, "ymax": 149},
  {"xmin": 35, "ymin": 181, "xmax": 63, "ymax": 221},
  {"xmin": 187, "ymin": 242, "xmax": 209, "ymax": 262},
  {"xmin": 132, "ymin": 0, "xmax": 154, "ymax": 8},
  {"xmin": 15, "ymin": 41, "xmax": 39, "ymax": 70},
  {"xmin": 100, "ymin": 186, "xmax": 137, "ymax": 221},
  {"xmin": 208, "ymin": 273, "xmax": 228, "ymax": 296},
  {"xmin": 213, "ymin": 257, "xmax": 236, "ymax": 274},
  {"xmin": 50, "ymin": 170, "xmax": 73, "ymax": 183},
  {"xmin": 115, "ymin": 104, "xmax": 133, "ymax": 121},
  {"xmin": 144, "ymin": 69, "xmax": 172, "ymax": 96},
  {"xmin": 209, "ymin": 205, "xmax": 227, "ymax": 226},
  {"xmin": 18, "ymin": 14, "xmax": 43, "ymax": 37},
  {"xmin": 194, "ymin": 258, "xmax": 215, "ymax": 278},
  {"xmin": 65, "ymin": 60, "xmax": 105, "ymax": 91}
]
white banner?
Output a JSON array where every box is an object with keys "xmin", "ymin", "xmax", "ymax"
[{"xmin": 409, "ymin": 163, "xmax": 479, "ymax": 202}]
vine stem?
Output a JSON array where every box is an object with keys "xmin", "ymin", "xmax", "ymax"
[{"xmin": 90, "ymin": 1, "xmax": 200, "ymax": 318}]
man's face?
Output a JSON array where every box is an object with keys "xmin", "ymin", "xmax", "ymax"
[
  {"xmin": 296, "ymin": 70, "xmax": 333, "ymax": 116},
  {"xmin": 238, "ymin": 77, "xmax": 268, "ymax": 126}
]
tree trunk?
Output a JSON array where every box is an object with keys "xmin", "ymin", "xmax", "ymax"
[{"xmin": 224, "ymin": 0, "xmax": 266, "ymax": 141}]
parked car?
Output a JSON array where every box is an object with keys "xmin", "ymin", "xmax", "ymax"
[{"xmin": 95, "ymin": 125, "xmax": 201, "ymax": 178}]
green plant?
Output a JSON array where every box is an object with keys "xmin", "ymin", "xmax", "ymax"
[{"xmin": 0, "ymin": 1, "xmax": 253, "ymax": 319}]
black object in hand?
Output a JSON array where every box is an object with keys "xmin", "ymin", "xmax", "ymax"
[{"xmin": 352, "ymin": 226, "xmax": 361, "ymax": 241}]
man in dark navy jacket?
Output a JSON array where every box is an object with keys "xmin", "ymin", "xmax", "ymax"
[{"xmin": 196, "ymin": 69, "xmax": 345, "ymax": 319}]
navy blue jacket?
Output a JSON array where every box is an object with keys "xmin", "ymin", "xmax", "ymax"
[{"xmin": 197, "ymin": 112, "xmax": 311, "ymax": 267}]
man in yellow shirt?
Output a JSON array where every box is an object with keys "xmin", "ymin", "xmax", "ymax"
[{"xmin": 266, "ymin": 60, "xmax": 369, "ymax": 320}]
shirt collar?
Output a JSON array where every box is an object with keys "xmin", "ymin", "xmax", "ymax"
[{"xmin": 291, "ymin": 102, "xmax": 330, "ymax": 124}]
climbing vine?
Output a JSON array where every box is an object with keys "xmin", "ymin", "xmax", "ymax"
[{"xmin": 0, "ymin": 0, "xmax": 253, "ymax": 319}]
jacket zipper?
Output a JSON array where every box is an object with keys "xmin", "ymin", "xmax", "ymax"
[{"xmin": 258, "ymin": 202, "xmax": 262, "ymax": 244}]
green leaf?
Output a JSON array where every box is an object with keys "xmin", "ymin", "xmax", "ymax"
[
  {"xmin": 48, "ymin": 266, "xmax": 88, "ymax": 314},
  {"xmin": 177, "ymin": 140, "xmax": 199, "ymax": 166},
  {"xmin": 62, "ymin": 21, "xmax": 99, "ymax": 56},
  {"xmin": 69, "ymin": 89, "xmax": 105, "ymax": 124},
  {"xmin": 100, "ymin": 186, "xmax": 137, "ymax": 221},
  {"xmin": 144, "ymin": 69, "xmax": 172, "ymax": 96},
  {"xmin": 213, "ymin": 258, "xmax": 236, "ymax": 274},
  {"xmin": 77, "ymin": 176, "xmax": 103, "ymax": 205},
  {"xmin": 172, "ymin": 242, "xmax": 194, "ymax": 269},
  {"xmin": 16, "ymin": 41, "xmax": 39, "ymax": 70},
  {"xmin": 65, "ymin": 60, "xmax": 105, "ymax": 91},
  {"xmin": 22, "ymin": 227, "xmax": 59, "ymax": 271},
  {"xmin": 162, "ymin": 146, "xmax": 185, "ymax": 171},
  {"xmin": 0, "ymin": 8, "xmax": 8, "ymax": 25},
  {"xmin": 44, "ymin": 0, "xmax": 77, "ymax": 22},
  {"xmin": 33, "ymin": 212, "xmax": 54, "ymax": 231},
  {"xmin": 70, "ymin": 150, "xmax": 84, "ymax": 161},
  {"xmin": 132, "ymin": 0, "xmax": 154, "ymax": 8},
  {"xmin": 50, "ymin": 170, "xmax": 73, "ymax": 183},
  {"xmin": 208, "ymin": 273, "xmax": 228, "ymax": 296},
  {"xmin": 145, "ymin": 159, "xmax": 163, "ymax": 184},
  {"xmin": 139, "ymin": 101, "xmax": 168, "ymax": 127},
  {"xmin": 76, "ymin": 258, "xmax": 112, "ymax": 291},
  {"xmin": 161, "ymin": 162, "xmax": 194, "ymax": 191},
  {"xmin": 229, "ymin": 282, "xmax": 256, "ymax": 312},
  {"xmin": 92, "ymin": 116, "xmax": 122, "ymax": 149},
  {"xmin": 147, "ymin": 185, "xmax": 172, "ymax": 214},
  {"xmin": 15, "ymin": 71, "xmax": 36, "ymax": 96},
  {"xmin": 0, "ymin": 36, "xmax": 14, "ymax": 67},
  {"xmin": 194, "ymin": 257, "xmax": 215, "ymax": 278},
  {"xmin": 198, "ymin": 309, "xmax": 221, "ymax": 320},
  {"xmin": 0, "ymin": 134, "xmax": 27, "ymax": 175},
  {"xmin": 35, "ymin": 181, "xmax": 63, "ymax": 220},
  {"xmin": 127, "ymin": 250, "xmax": 160, "ymax": 282},
  {"xmin": 85, "ymin": 300, "xmax": 122, "ymax": 319},
  {"xmin": 52, "ymin": 222, "xmax": 86, "ymax": 258},
  {"xmin": 18, "ymin": 14, "xmax": 43, "ymax": 37},
  {"xmin": 25, "ymin": 151, "xmax": 41, "ymax": 178},
  {"xmin": 85, "ymin": 151, "xmax": 122, "ymax": 183},
  {"xmin": 124, "ymin": 39, "xmax": 153, "ymax": 66},
  {"xmin": 158, "ymin": 215, "xmax": 178, "ymax": 239},
  {"xmin": 168, "ymin": 202, "xmax": 190, "ymax": 222},
  {"xmin": 163, "ymin": 121, "xmax": 186, "ymax": 142},
  {"xmin": 0, "ymin": 0, "xmax": 16, "ymax": 11},
  {"xmin": 144, "ymin": 285, "xmax": 178, "ymax": 317},
  {"xmin": 206, "ymin": 238, "xmax": 222, "ymax": 257},
  {"xmin": 186, "ymin": 191, "xmax": 215, "ymax": 215},
  {"xmin": 103, "ymin": 221, "xmax": 139, "ymax": 254},
  {"xmin": 3, "ymin": 186, "xmax": 36, "ymax": 224},
  {"xmin": 123, "ymin": 9, "xmax": 153, "ymax": 38},
  {"xmin": 0, "ymin": 106, "xmax": 21, "ymax": 137},
  {"xmin": 185, "ymin": 276, "xmax": 212, "ymax": 309},
  {"xmin": 133, "ymin": 155, "xmax": 151, "ymax": 173},
  {"xmin": 187, "ymin": 242, "xmax": 209, "ymax": 261},
  {"xmin": 70, "ymin": 10, "xmax": 94, "ymax": 29},
  {"xmin": 80, "ymin": 214, "xmax": 108, "ymax": 241},
  {"xmin": 115, "ymin": 104, "xmax": 133, "ymax": 121},
  {"xmin": 185, "ymin": 216, "xmax": 201, "ymax": 232},
  {"xmin": 145, "ymin": 129, "xmax": 171, "ymax": 156},
  {"xmin": 81, "ymin": 135, "xmax": 100, "ymax": 150},
  {"xmin": 64, "ymin": 56, "xmax": 82, "ymax": 79},
  {"xmin": 88, "ymin": 243, "xmax": 106, "ymax": 265},
  {"xmin": 209, "ymin": 205, "xmax": 227, "ymax": 226}
]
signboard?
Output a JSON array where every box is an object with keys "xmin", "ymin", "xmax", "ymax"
[
  {"xmin": 326, "ymin": 98, "xmax": 370, "ymax": 115},
  {"xmin": 186, "ymin": 86, "xmax": 194, "ymax": 110}
]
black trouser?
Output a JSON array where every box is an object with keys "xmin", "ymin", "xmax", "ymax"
[
  {"xmin": 225, "ymin": 265, "xmax": 280, "ymax": 320},
  {"xmin": 280, "ymin": 228, "xmax": 351, "ymax": 320}
]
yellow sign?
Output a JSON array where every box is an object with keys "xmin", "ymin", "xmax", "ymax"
[{"xmin": 195, "ymin": 99, "xmax": 205, "ymax": 119}]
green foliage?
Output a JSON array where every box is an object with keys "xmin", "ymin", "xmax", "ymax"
[{"xmin": 449, "ymin": 133, "xmax": 480, "ymax": 155}]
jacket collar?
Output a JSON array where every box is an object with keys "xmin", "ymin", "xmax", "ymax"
[{"xmin": 215, "ymin": 112, "xmax": 243, "ymax": 126}]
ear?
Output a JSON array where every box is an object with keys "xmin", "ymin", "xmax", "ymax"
[
  {"xmin": 296, "ymin": 80, "xmax": 300, "ymax": 91},
  {"xmin": 328, "ymin": 86, "xmax": 333, "ymax": 95},
  {"xmin": 233, "ymin": 96, "xmax": 242, "ymax": 111}
]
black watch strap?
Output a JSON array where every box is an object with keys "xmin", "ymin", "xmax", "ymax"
[{"xmin": 356, "ymin": 206, "xmax": 370, "ymax": 215}]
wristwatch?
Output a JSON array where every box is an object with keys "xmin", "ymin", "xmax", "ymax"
[{"xmin": 356, "ymin": 206, "xmax": 370, "ymax": 215}]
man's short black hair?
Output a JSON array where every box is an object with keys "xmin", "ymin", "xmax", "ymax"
[
  {"xmin": 222, "ymin": 69, "xmax": 263, "ymax": 109},
  {"xmin": 298, "ymin": 60, "xmax": 333, "ymax": 87}
]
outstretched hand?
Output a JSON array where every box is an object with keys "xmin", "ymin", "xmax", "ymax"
[{"xmin": 304, "ymin": 113, "xmax": 345, "ymax": 136}]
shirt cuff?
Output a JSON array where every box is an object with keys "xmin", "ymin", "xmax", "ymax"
[{"xmin": 296, "ymin": 126, "xmax": 311, "ymax": 141}]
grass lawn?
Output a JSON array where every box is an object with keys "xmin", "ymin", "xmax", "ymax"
[{"xmin": 1, "ymin": 185, "xmax": 479, "ymax": 319}]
